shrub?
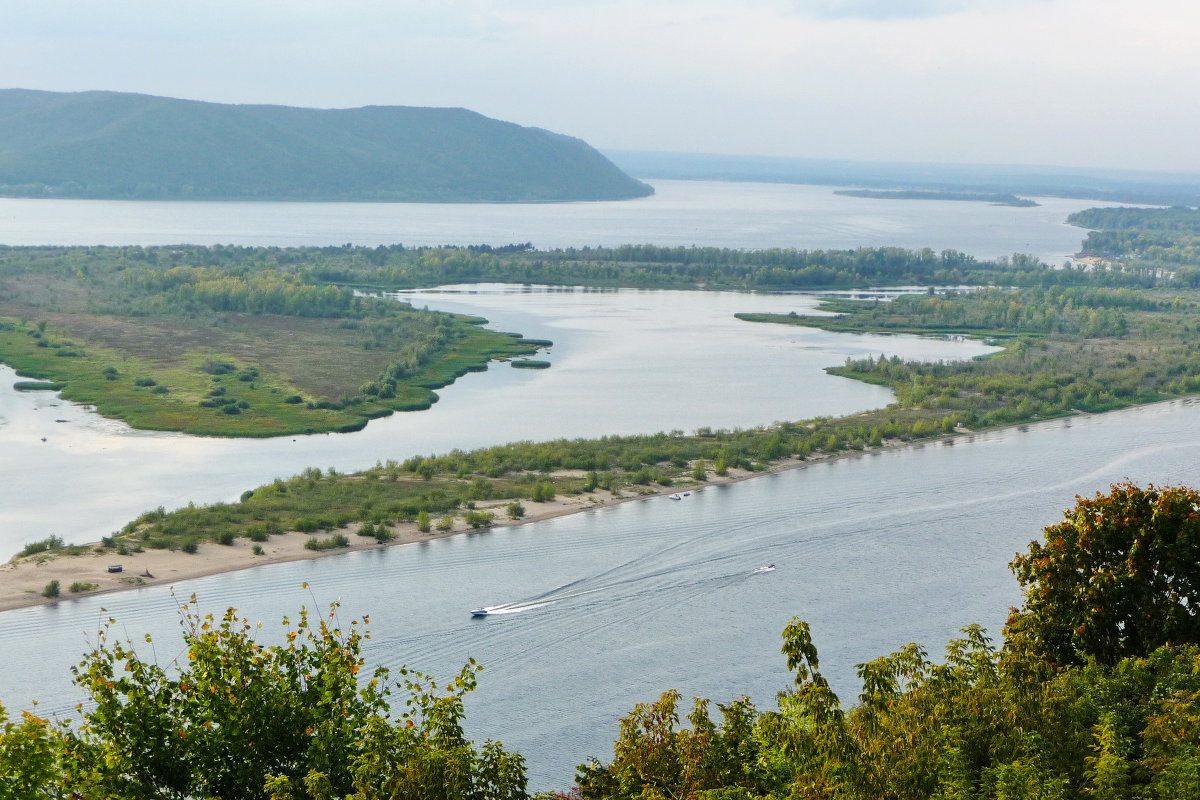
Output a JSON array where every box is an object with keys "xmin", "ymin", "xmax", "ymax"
[
  {"xmin": 506, "ymin": 502, "xmax": 526, "ymax": 520},
  {"xmin": 70, "ymin": 582, "xmax": 99, "ymax": 593},
  {"xmin": 134, "ymin": 378, "xmax": 157, "ymax": 387},
  {"xmin": 464, "ymin": 511, "xmax": 495, "ymax": 529},
  {"xmin": 252, "ymin": 544, "xmax": 264, "ymax": 556},
  {"xmin": 304, "ymin": 534, "xmax": 350, "ymax": 551},
  {"xmin": 19, "ymin": 535, "xmax": 64, "ymax": 557},
  {"xmin": 200, "ymin": 359, "xmax": 236, "ymax": 375},
  {"xmin": 42, "ymin": 580, "xmax": 60, "ymax": 598},
  {"xmin": 216, "ymin": 531, "xmax": 235, "ymax": 546},
  {"xmin": 180, "ymin": 538, "xmax": 200, "ymax": 554}
]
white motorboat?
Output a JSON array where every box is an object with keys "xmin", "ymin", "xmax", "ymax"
[{"xmin": 752, "ymin": 565, "xmax": 776, "ymax": 574}]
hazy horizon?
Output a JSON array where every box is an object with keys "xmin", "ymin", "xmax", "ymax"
[{"xmin": 4, "ymin": 1, "xmax": 1198, "ymax": 174}]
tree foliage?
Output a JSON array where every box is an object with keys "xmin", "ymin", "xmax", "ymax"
[
  {"xmin": 579, "ymin": 484, "xmax": 1200, "ymax": 800},
  {"xmin": 1008, "ymin": 483, "xmax": 1200, "ymax": 667},
  {"xmin": 2, "ymin": 595, "xmax": 526, "ymax": 800}
]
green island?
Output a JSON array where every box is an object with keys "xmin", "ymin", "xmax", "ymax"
[
  {"xmin": 834, "ymin": 188, "xmax": 1039, "ymax": 207},
  {"xmin": 0, "ymin": 239, "xmax": 1141, "ymax": 437},
  {"xmin": 0, "ymin": 247, "xmax": 547, "ymax": 436},
  {"xmin": 4, "ymin": 483, "xmax": 1200, "ymax": 799}
]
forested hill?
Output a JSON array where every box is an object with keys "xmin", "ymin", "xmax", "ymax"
[{"xmin": 0, "ymin": 89, "xmax": 653, "ymax": 202}]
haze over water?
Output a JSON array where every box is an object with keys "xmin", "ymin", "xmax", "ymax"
[{"xmin": 0, "ymin": 179, "xmax": 1104, "ymax": 265}]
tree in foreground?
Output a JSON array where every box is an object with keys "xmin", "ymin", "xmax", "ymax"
[
  {"xmin": 577, "ymin": 483, "xmax": 1200, "ymax": 800},
  {"xmin": 1007, "ymin": 482, "xmax": 1200, "ymax": 667},
  {"xmin": 11, "ymin": 593, "xmax": 526, "ymax": 800}
]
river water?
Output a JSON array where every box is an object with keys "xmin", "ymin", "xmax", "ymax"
[
  {"xmin": 0, "ymin": 179, "xmax": 1179, "ymax": 790},
  {"xmin": 0, "ymin": 285, "xmax": 997, "ymax": 555},
  {"xmin": 3, "ymin": 400, "xmax": 1200, "ymax": 789},
  {"xmin": 0, "ymin": 179, "xmax": 1104, "ymax": 265}
]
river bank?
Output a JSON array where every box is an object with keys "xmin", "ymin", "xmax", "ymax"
[{"xmin": 0, "ymin": 439, "xmax": 918, "ymax": 612}]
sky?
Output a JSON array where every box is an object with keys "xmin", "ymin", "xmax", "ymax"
[{"xmin": 3, "ymin": 0, "xmax": 1198, "ymax": 173}]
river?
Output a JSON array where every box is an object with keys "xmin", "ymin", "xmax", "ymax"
[
  {"xmin": 2, "ymin": 400, "xmax": 1200, "ymax": 789},
  {"xmin": 0, "ymin": 285, "xmax": 996, "ymax": 555},
  {"xmin": 0, "ymin": 178, "xmax": 1176, "ymax": 790},
  {"xmin": 0, "ymin": 179, "xmax": 1106, "ymax": 265}
]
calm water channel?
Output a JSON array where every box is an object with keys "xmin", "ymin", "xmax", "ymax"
[
  {"xmin": 0, "ymin": 286, "xmax": 996, "ymax": 555},
  {"xmin": 0, "ymin": 179, "xmax": 1176, "ymax": 789}
]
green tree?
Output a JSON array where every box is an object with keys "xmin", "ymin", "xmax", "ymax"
[
  {"xmin": 59, "ymin": 596, "xmax": 527, "ymax": 800},
  {"xmin": 1007, "ymin": 483, "xmax": 1200, "ymax": 666},
  {"xmin": 0, "ymin": 704, "xmax": 60, "ymax": 799},
  {"xmin": 416, "ymin": 511, "xmax": 432, "ymax": 533},
  {"xmin": 691, "ymin": 459, "xmax": 707, "ymax": 482}
]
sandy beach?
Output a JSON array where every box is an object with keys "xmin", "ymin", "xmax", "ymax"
[{"xmin": 0, "ymin": 443, "xmax": 913, "ymax": 613}]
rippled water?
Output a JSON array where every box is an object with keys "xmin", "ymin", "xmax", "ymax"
[{"xmin": 3, "ymin": 400, "xmax": 1200, "ymax": 789}]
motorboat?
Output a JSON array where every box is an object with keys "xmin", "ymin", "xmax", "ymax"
[
  {"xmin": 668, "ymin": 493, "xmax": 682, "ymax": 500},
  {"xmin": 470, "ymin": 608, "xmax": 491, "ymax": 617},
  {"xmin": 752, "ymin": 565, "xmax": 776, "ymax": 574}
]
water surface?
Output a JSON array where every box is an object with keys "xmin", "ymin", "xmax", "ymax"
[
  {"xmin": 0, "ymin": 180, "xmax": 1103, "ymax": 264},
  {"xmin": 0, "ymin": 286, "xmax": 995, "ymax": 556},
  {"xmin": 3, "ymin": 399, "xmax": 1199, "ymax": 789}
]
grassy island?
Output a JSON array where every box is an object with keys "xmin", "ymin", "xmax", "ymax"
[
  {"xmin": 834, "ymin": 188, "xmax": 1039, "ymax": 206},
  {"xmin": 0, "ymin": 247, "xmax": 545, "ymax": 436}
]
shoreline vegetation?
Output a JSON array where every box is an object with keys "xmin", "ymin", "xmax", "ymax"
[
  {"xmin": 8, "ymin": 206, "xmax": 1200, "ymax": 606},
  {"xmin": 0, "ymin": 236, "xmax": 1168, "ymax": 437},
  {"xmin": 832, "ymin": 188, "xmax": 1039, "ymax": 207}
]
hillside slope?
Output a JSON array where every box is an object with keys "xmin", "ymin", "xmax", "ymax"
[{"xmin": 0, "ymin": 89, "xmax": 652, "ymax": 202}]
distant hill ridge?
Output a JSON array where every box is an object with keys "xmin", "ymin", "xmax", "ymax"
[{"xmin": 0, "ymin": 89, "xmax": 652, "ymax": 202}]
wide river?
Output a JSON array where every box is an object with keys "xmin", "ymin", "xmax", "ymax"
[
  {"xmin": 0, "ymin": 179, "xmax": 1106, "ymax": 265},
  {"xmin": 0, "ymin": 179, "xmax": 1183, "ymax": 790}
]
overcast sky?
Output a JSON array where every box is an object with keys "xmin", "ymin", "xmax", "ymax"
[{"xmin": 4, "ymin": 0, "xmax": 1198, "ymax": 172}]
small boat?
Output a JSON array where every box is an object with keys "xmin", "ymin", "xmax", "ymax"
[
  {"xmin": 470, "ymin": 608, "xmax": 491, "ymax": 617},
  {"xmin": 682, "ymin": 491, "xmax": 692, "ymax": 497},
  {"xmin": 752, "ymin": 565, "xmax": 776, "ymax": 574},
  {"xmin": 668, "ymin": 493, "xmax": 682, "ymax": 501}
]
